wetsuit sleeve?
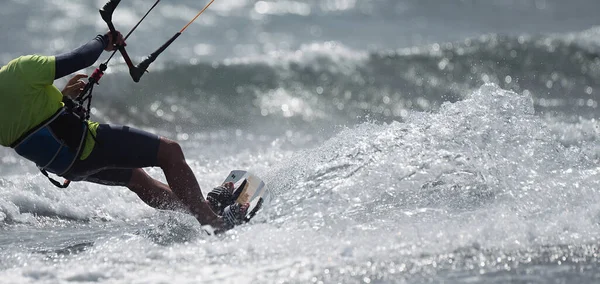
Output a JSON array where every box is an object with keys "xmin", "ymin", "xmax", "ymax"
[{"xmin": 54, "ymin": 34, "xmax": 109, "ymax": 79}]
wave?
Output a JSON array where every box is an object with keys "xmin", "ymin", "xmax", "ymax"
[
  {"xmin": 259, "ymin": 84, "xmax": 599, "ymax": 249},
  {"xmin": 0, "ymin": 174, "xmax": 154, "ymax": 226},
  {"xmin": 88, "ymin": 30, "xmax": 600, "ymax": 134}
]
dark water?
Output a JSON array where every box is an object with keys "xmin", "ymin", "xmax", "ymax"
[{"xmin": 0, "ymin": 0, "xmax": 599, "ymax": 283}]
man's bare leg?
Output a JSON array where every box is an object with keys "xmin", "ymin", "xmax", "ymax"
[
  {"xmin": 127, "ymin": 168, "xmax": 186, "ymax": 211},
  {"xmin": 127, "ymin": 168, "xmax": 247, "ymax": 232},
  {"xmin": 156, "ymin": 138, "xmax": 224, "ymax": 228}
]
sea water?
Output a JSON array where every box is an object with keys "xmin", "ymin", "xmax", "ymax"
[{"xmin": 1, "ymin": 0, "xmax": 599, "ymax": 283}]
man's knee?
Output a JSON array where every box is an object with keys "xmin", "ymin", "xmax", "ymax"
[
  {"xmin": 157, "ymin": 138, "xmax": 185, "ymax": 165},
  {"xmin": 127, "ymin": 168, "xmax": 150, "ymax": 189}
]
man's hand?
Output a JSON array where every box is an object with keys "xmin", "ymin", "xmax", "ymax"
[
  {"xmin": 61, "ymin": 74, "xmax": 88, "ymax": 99},
  {"xmin": 104, "ymin": 31, "xmax": 126, "ymax": 51}
]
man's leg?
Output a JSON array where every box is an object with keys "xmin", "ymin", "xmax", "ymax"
[
  {"xmin": 84, "ymin": 168, "xmax": 184, "ymax": 211},
  {"xmin": 84, "ymin": 166, "xmax": 244, "ymax": 232},
  {"xmin": 156, "ymin": 138, "xmax": 223, "ymax": 227},
  {"xmin": 66, "ymin": 124, "xmax": 225, "ymax": 229},
  {"xmin": 127, "ymin": 168, "xmax": 186, "ymax": 211}
]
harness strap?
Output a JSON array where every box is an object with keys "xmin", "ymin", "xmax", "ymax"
[
  {"xmin": 39, "ymin": 169, "xmax": 71, "ymax": 189},
  {"xmin": 56, "ymin": 120, "xmax": 88, "ymax": 176},
  {"xmin": 39, "ymin": 115, "xmax": 89, "ymax": 189}
]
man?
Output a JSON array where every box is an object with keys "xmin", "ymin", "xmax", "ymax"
[{"xmin": 0, "ymin": 31, "xmax": 246, "ymax": 232}]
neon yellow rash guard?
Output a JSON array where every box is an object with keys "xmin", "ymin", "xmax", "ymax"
[{"xmin": 0, "ymin": 55, "xmax": 98, "ymax": 160}]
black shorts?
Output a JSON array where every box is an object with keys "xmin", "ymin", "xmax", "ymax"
[{"xmin": 63, "ymin": 124, "xmax": 161, "ymax": 186}]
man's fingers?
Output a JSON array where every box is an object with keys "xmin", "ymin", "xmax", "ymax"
[
  {"xmin": 105, "ymin": 31, "xmax": 126, "ymax": 51},
  {"xmin": 68, "ymin": 74, "xmax": 88, "ymax": 85},
  {"xmin": 71, "ymin": 74, "xmax": 88, "ymax": 81},
  {"xmin": 116, "ymin": 32, "xmax": 126, "ymax": 47},
  {"xmin": 69, "ymin": 81, "xmax": 86, "ymax": 89},
  {"xmin": 109, "ymin": 31, "xmax": 126, "ymax": 45}
]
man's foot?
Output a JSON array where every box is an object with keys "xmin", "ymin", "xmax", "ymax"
[
  {"xmin": 222, "ymin": 202, "xmax": 250, "ymax": 230},
  {"xmin": 207, "ymin": 182, "xmax": 235, "ymax": 214}
]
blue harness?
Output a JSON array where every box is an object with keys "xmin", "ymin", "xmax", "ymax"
[{"xmin": 11, "ymin": 108, "xmax": 88, "ymax": 177}]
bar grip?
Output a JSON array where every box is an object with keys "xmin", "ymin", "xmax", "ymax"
[
  {"xmin": 99, "ymin": 0, "xmax": 121, "ymax": 24},
  {"xmin": 100, "ymin": 0, "xmax": 136, "ymax": 70},
  {"xmin": 130, "ymin": 32, "xmax": 182, "ymax": 82}
]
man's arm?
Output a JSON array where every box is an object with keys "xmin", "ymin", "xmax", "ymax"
[{"xmin": 54, "ymin": 34, "xmax": 109, "ymax": 80}]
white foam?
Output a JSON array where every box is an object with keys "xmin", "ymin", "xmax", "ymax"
[
  {"xmin": 556, "ymin": 25, "xmax": 600, "ymax": 54},
  {"xmin": 223, "ymin": 41, "xmax": 368, "ymax": 74},
  {"xmin": 0, "ymin": 173, "xmax": 154, "ymax": 225}
]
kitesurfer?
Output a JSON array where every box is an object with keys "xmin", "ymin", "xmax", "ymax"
[{"xmin": 0, "ymin": 32, "xmax": 246, "ymax": 231}]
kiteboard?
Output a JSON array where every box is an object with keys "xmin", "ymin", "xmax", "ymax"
[{"xmin": 222, "ymin": 170, "xmax": 271, "ymax": 222}]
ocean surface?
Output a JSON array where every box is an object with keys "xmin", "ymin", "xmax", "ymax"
[{"xmin": 1, "ymin": 0, "xmax": 600, "ymax": 283}]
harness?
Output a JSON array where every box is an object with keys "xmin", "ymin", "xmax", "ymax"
[{"xmin": 10, "ymin": 100, "xmax": 90, "ymax": 188}]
